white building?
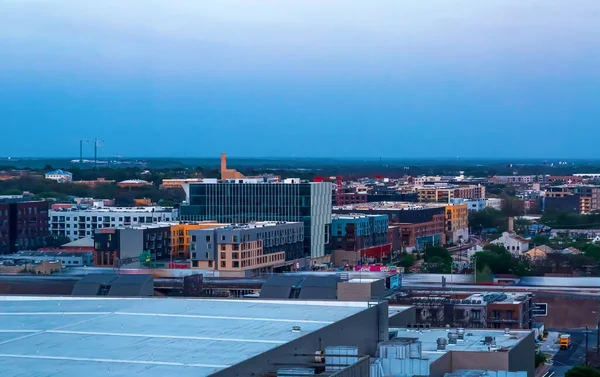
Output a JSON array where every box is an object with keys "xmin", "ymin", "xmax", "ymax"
[
  {"xmin": 45, "ymin": 169, "xmax": 73, "ymax": 183},
  {"xmin": 486, "ymin": 198, "xmax": 503, "ymax": 211},
  {"xmin": 49, "ymin": 206, "xmax": 179, "ymax": 241},
  {"xmin": 491, "ymin": 232, "xmax": 530, "ymax": 256},
  {"xmin": 450, "ymin": 198, "xmax": 486, "ymax": 211}
]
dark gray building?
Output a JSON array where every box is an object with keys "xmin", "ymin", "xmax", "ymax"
[{"xmin": 181, "ymin": 180, "xmax": 332, "ymax": 258}]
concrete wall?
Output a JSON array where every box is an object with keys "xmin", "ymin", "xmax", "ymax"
[
  {"xmin": 388, "ymin": 306, "xmax": 416, "ymax": 327},
  {"xmin": 337, "ymin": 279, "xmax": 385, "ymax": 301},
  {"xmin": 451, "ymin": 350, "xmax": 508, "ymax": 373},
  {"xmin": 211, "ymin": 302, "xmax": 388, "ymax": 377},
  {"xmin": 119, "ymin": 228, "xmax": 143, "ymax": 259},
  {"xmin": 533, "ymin": 293, "xmax": 600, "ymax": 328},
  {"xmin": 508, "ymin": 331, "xmax": 536, "ymax": 377},
  {"xmin": 429, "ymin": 352, "xmax": 452, "ymax": 377}
]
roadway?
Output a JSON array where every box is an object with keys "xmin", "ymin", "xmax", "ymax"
[{"xmin": 550, "ymin": 329, "xmax": 598, "ymax": 377}]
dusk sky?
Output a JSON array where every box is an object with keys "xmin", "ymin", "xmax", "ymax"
[{"xmin": 1, "ymin": 0, "xmax": 599, "ymax": 158}]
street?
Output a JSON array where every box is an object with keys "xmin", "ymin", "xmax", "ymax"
[{"xmin": 548, "ymin": 329, "xmax": 598, "ymax": 377}]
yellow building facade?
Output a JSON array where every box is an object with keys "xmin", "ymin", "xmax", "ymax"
[
  {"xmin": 444, "ymin": 203, "xmax": 469, "ymax": 244},
  {"xmin": 170, "ymin": 222, "xmax": 223, "ymax": 259}
]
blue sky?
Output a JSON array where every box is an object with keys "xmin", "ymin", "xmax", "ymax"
[{"xmin": 1, "ymin": 0, "xmax": 599, "ymax": 158}]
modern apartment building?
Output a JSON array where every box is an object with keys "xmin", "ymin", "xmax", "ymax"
[
  {"xmin": 189, "ymin": 221, "xmax": 304, "ymax": 262},
  {"xmin": 545, "ymin": 184, "xmax": 600, "ymax": 214},
  {"xmin": 93, "ymin": 224, "xmax": 172, "ymax": 267},
  {"xmin": 417, "ymin": 185, "xmax": 485, "ymax": 203},
  {"xmin": 170, "ymin": 222, "xmax": 224, "ymax": 259},
  {"xmin": 333, "ymin": 203, "xmax": 446, "ymax": 252},
  {"xmin": 49, "ymin": 206, "xmax": 178, "ymax": 241},
  {"xmin": 180, "ymin": 180, "xmax": 332, "ymax": 258},
  {"xmin": 330, "ymin": 214, "xmax": 390, "ymax": 265},
  {"xmin": 445, "ymin": 203, "xmax": 469, "ymax": 244},
  {"xmin": 189, "ymin": 222, "xmax": 303, "ymax": 276},
  {"xmin": 0, "ymin": 196, "xmax": 50, "ymax": 254}
]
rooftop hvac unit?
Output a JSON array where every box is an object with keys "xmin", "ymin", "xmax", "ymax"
[
  {"xmin": 448, "ymin": 332, "xmax": 459, "ymax": 345},
  {"xmin": 437, "ymin": 337, "xmax": 447, "ymax": 350},
  {"xmin": 457, "ymin": 328, "xmax": 465, "ymax": 340},
  {"xmin": 325, "ymin": 346, "xmax": 358, "ymax": 372}
]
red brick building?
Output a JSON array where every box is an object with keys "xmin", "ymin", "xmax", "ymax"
[{"xmin": 0, "ymin": 197, "xmax": 50, "ymax": 254}]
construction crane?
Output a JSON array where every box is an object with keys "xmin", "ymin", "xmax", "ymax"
[{"xmin": 79, "ymin": 140, "xmax": 90, "ymax": 163}]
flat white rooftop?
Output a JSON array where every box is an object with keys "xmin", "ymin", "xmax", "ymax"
[
  {"xmin": 390, "ymin": 328, "xmax": 532, "ymax": 364},
  {"xmin": 0, "ymin": 297, "xmax": 370, "ymax": 377}
]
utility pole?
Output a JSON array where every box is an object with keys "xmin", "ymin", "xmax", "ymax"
[
  {"xmin": 586, "ymin": 325, "xmax": 589, "ymax": 365},
  {"xmin": 94, "ymin": 138, "xmax": 104, "ymax": 169},
  {"xmin": 79, "ymin": 140, "xmax": 90, "ymax": 163}
]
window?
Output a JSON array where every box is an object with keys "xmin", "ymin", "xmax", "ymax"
[
  {"xmin": 221, "ymin": 235, "xmax": 225, "ymax": 241},
  {"xmin": 192, "ymin": 235, "xmax": 196, "ymax": 242},
  {"xmin": 233, "ymin": 261, "xmax": 239, "ymax": 268},
  {"xmin": 232, "ymin": 252, "xmax": 239, "ymax": 259},
  {"xmin": 192, "ymin": 253, "xmax": 197, "ymax": 259},
  {"xmin": 220, "ymin": 245, "xmax": 226, "ymax": 251},
  {"xmin": 233, "ymin": 236, "xmax": 239, "ymax": 242},
  {"xmin": 208, "ymin": 261, "xmax": 213, "ymax": 268},
  {"xmin": 472, "ymin": 310, "xmax": 481, "ymax": 320},
  {"xmin": 220, "ymin": 252, "xmax": 226, "ymax": 259},
  {"xmin": 207, "ymin": 243, "xmax": 212, "ymax": 249},
  {"xmin": 190, "ymin": 243, "xmax": 196, "ymax": 251},
  {"xmin": 220, "ymin": 261, "xmax": 226, "ymax": 268},
  {"xmin": 206, "ymin": 235, "xmax": 211, "ymax": 242}
]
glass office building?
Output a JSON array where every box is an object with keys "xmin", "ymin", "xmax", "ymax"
[{"xmin": 181, "ymin": 181, "xmax": 332, "ymax": 258}]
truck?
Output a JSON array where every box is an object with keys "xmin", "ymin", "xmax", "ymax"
[{"xmin": 559, "ymin": 334, "xmax": 571, "ymax": 350}]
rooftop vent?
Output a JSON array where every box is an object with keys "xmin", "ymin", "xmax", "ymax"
[
  {"xmin": 292, "ymin": 326, "xmax": 302, "ymax": 333},
  {"xmin": 448, "ymin": 332, "xmax": 459, "ymax": 345},
  {"xmin": 457, "ymin": 328, "xmax": 465, "ymax": 340},
  {"xmin": 437, "ymin": 337, "xmax": 447, "ymax": 351}
]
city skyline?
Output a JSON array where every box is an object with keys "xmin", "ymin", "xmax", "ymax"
[{"xmin": 1, "ymin": 0, "xmax": 599, "ymax": 158}]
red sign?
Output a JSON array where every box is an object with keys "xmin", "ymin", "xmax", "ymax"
[
  {"xmin": 354, "ymin": 265, "xmax": 398, "ymax": 273},
  {"xmin": 168, "ymin": 263, "xmax": 189, "ymax": 269}
]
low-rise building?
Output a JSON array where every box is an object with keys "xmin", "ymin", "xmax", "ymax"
[
  {"xmin": 44, "ymin": 169, "xmax": 73, "ymax": 183},
  {"xmin": 93, "ymin": 224, "xmax": 172, "ymax": 267},
  {"xmin": 49, "ymin": 206, "xmax": 178, "ymax": 241},
  {"xmin": 330, "ymin": 214, "xmax": 390, "ymax": 266},
  {"xmin": 451, "ymin": 198, "xmax": 487, "ymax": 212},
  {"xmin": 0, "ymin": 250, "xmax": 93, "ymax": 267},
  {"xmin": 160, "ymin": 178, "xmax": 204, "ymax": 189},
  {"xmin": 486, "ymin": 198, "xmax": 503, "ymax": 211},
  {"xmin": 117, "ymin": 179, "xmax": 152, "ymax": 188},
  {"xmin": 491, "ymin": 232, "xmax": 530, "ymax": 256},
  {"xmin": 0, "ymin": 197, "xmax": 49, "ymax": 254},
  {"xmin": 170, "ymin": 222, "xmax": 225, "ymax": 259},
  {"xmin": 189, "ymin": 222, "xmax": 304, "ymax": 276},
  {"xmin": 72, "ymin": 178, "xmax": 115, "ymax": 187}
]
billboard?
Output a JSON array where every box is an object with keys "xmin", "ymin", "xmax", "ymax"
[{"xmin": 355, "ymin": 265, "xmax": 398, "ymax": 273}]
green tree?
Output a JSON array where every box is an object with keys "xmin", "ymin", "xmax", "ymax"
[
  {"xmin": 565, "ymin": 366, "xmax": 600, "ymax": 377},
  {"xmin": 531, "ymin": 234, "xmax": 550, "ymax": 246},
  {"xmin": 45, "ymin": 235, "xmax": 72, "ymax": 248},
  {"xmin": 399, "ymin": 254, "xmax": 415, "ymax": 270},
  {"xmin": 422, "ymin": 246, "xmax": 452, "ymax": 273},
  {"xmin": 534, "ymin": 352, "xmax": 547, "ymax": 368}
]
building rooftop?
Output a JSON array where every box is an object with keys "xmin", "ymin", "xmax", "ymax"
[
  {"xmin": 50, "ymin": 206, "xmax": 175, "ymax": 213},
  {"xmin": 389, "ymin": 327, "xmax": 531, "ymax": 364},
  {"xmin": 46, "ymin": 169, "xmax": 72, "ymax": 175},
  {"xmin": 0, "ymin": 296, "xmax": 372, "ymax": 377},
  {"xmin": 334, "ymin": 202, "xmax": 446, "ymax": 211}
]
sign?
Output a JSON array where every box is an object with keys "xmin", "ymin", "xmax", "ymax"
[
  {"xmin": 389, "ymin": 274, "xmax": 402, "ymax": 289},
  {"xmin": 532, "ymin": 303, "xmax": 548, "ymax": 316},
  {"xmin": 355, "ymin": 265, "xmax": 398, "ymax": 273}
]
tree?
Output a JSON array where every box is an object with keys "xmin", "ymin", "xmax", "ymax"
[
  {"xmin": 565, "ymin": 366, "xmax": 600, "ymax": 377},
  {"xmin": 45, "ymin": 235, "xmax": 71, "ymax": 248},
  {"xmin": 399, "ymin": 254, "xmax": 415, "ymax": 270},
  {"xmin": 535, "ymin": 352, "xmax": 547, "ymax": 368},
  {"xmin": 422, "ymin": 246, "xmax": 452, "ymax": 273},
  {"xmin": 468, "ymin": 208, "xmax": 505, "ymax": 231},
  {"xmin": 531, "ymin": 234, "xmax": 550, "ymax": 246}
]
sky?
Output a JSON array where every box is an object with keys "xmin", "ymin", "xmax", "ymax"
[{"xmin": 1, "ymin": 0, "xmax": 599, "ymax": 159}]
